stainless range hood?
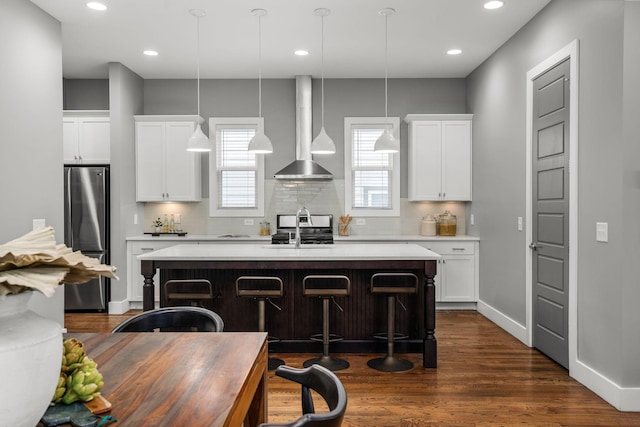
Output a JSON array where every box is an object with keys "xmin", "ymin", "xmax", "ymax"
[{"xmin": 274, "ymin": 76, "xmax": 332, "ymax": 180}]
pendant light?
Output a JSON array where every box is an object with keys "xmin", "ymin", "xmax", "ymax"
[
  {"xmin": 310, "ymin": 8, "xmax": 336, "ymax": 155},
  {"xmin": 187, "ymin": 9, "xmax": 211, "ymax": 152},
  {"xmin": 247, "ymin": 9, "xmax": 273, "ymax": 154},
  {"xmin": 374, "ymin": 8, "xmax": 399, "ymax": 153}
]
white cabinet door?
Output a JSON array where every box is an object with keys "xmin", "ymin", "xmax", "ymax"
[
  {"xmin": 441, "ymin": 121, "xmax": 471, "ymax": 201},
  {"xmin": 78, "ymin": 117, "xmax": 110, "ymax": 163},
  {"xmin": 63, "ymin": 118, "xmax": 79, "ymax": 163},
  {"xmin": 136, "ymin": 122, "xmax": 166, "ymax": 201},
  {"xmin": 164, "ymin": 121, "xmax": 201, "ymax": 201},
  {"xmin": 405, "ymin": 115, "xmax": 472, "ymax": 201},
  {"xmin": 439, "ymin": 255, "xmax": 475, "ymax": 302},
  {"xmin": 127, "ymin": 241, "xmax": 176, "ymax": 304},
  {"xmin": 408, "ymin": 121, "xmax": 442, "ymax": 201},
  {"xmin": 135, "ymin": 116, "xmax": 202, "ymax": 202}
]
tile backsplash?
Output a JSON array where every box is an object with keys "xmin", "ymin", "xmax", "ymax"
[{"xmin": 143, "ymin": 179, "xmax": 467, "ymax": 236}]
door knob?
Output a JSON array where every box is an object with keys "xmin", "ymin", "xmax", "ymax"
[{"xmin": 529, "ymin": 242, "xmax": 540, "ymax": 250}]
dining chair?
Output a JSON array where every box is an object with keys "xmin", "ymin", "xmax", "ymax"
[
  {"xmin": 111, "ymin": 306, "xmax": 224, "ymax": 332},
  {"xmin": 259, "ymin": 364, "xmax": 347, "ymax": 427}
]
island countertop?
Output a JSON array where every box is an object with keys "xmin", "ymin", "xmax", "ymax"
[{"xmin": 137, "ymin": 242, "xmax": 441, "ymax": 262}]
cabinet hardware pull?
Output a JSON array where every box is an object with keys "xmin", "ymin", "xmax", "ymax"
[
  {"xmin": 452, "ymin": 248, "xmax": 465, "ymax": 251},
  {"xmin": 141, "ymin": 248, "xmax": 154, "ymax": 251}
]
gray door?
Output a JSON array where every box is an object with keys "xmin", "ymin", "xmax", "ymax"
[{"xmin": 531, "ymin": 58, "xmax": 570, "ymax": 369}]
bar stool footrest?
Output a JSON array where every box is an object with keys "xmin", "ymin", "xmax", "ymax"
[
  {"xmin": 309, "ymin": 333, "xmax": 344, "ymax": 343},
  {"xmin": 267, "ymin": 335, "xmax": 281, "ymax": 344},
  {"xmin": 373, "ymin": 332, "xmax": 409, "ymax": 341}
]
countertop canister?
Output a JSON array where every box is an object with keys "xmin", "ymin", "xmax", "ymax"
[{"xmin": 420, "ymin": 215, "xmax": 437, "ymax": 236}]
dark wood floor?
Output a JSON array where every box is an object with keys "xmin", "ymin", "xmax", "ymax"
[{"xmin": 65, "ymin": 310, "xmax": 640, "ymax": 426}]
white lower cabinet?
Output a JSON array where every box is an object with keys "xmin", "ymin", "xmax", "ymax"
[
  {"xmin": 127, "ymin": 241, "xmax": 177, "ymax": 305},
  {"xmin": 416, "ymin": 241, "xmax": 478, "ymax": 303}
]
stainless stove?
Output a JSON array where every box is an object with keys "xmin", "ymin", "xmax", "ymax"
[{"xmin": 271, "ymin": 214, "xmax": 334, "ymax": 244}]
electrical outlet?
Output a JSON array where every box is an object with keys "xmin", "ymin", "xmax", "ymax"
[
  {"xmin": 470, "ymin": 214, "xmax": 475, "ymax": 226},
  {"xmin": 175, "ymin": 213, "xmax": 181, "ymax": 223},
  {"xmin": 32, "ymin": 219, "xmax": 46, "ymax": 230},
  {"xmin": 596, "ymin": 222, "xmax": 608, "ymax": 242},
  {"xmin": 134, "ymin": 214, "xmax": 138, "ymax": 225},
  {"xmin": 356, "ymin": 218, "xmax": 366, "ymax": 226},
  {"xmin": 517, "ymin": 217, "xmax": 523, "ymax": 231},
  {"xmin": 244, "ymin": 218, "xmax": 254, "ymax": 226}
]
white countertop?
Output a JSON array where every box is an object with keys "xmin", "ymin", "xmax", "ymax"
[
  {"xmin": 137, "ymin": 243, "xmax": 441, "ymax": 262},
  {"xmin": 127, "ymin": 234, "xmax": 478, "ymax": 242}
]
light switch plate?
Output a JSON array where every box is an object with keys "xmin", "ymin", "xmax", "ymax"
[
  {"xmin": 517, "ymin": 217, "xmax": 523, "ymax": 231},
  {"xmin": 470, "ymin": 214, "xmax": 474, "ymax": 226},
  {"xmin": 244, "ymin": 218, "xmax": 254, "ymax": 226},
  {"xmin": 356, "ymin": 218, "xmax": 366, "ymax": 226},
  {"xmin": 32, "ymin": 219, "xmax": 46, "ymax": 230},
  {"xmin": 596, "ymin": 222, "xmax": 608, "ymax": 242}
]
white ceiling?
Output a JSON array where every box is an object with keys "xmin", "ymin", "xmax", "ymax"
[{"xmin": 31, "ymin": 0, "xmax": 550, "ymax": 80}]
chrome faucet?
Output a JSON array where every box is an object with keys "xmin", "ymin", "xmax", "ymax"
[{"xmin": 295, "ymin": 207, "xmax": 312, "ymax": 248}]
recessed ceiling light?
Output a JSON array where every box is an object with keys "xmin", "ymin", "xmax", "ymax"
[
  {"xmin": 294, "ymin": 50, "xmax": 309, "ymax": 56},
  {"xmin": 86, "ymin": 2, "xmax": 107, "ymax": 11},
  {"xmin": 447, "ymin": 49, "xmax": 462, "ymax": 55},
  {"xmin": 143, "ymin": 50, "xmax": 159, "ymax": 56},
  {"xmin": 484, "ymin": 1, "xmax": 504, "ymax": 10}
]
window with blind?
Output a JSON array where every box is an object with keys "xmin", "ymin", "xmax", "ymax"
[
  {"xmin": 344, "ymin": 117, "xmax": 400, "ymax": 217},
  {"xmin": 209, "ymin": 118, "xmax": 265, "ymax": 217}
]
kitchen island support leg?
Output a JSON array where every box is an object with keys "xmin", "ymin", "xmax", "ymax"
[
  {"xmin": 141, "ymin": 260, "xmax": 156, "ymax": 312},
  {"xmin": 423, "ymin": 260, "xmax": 437, "ymax": 368}
]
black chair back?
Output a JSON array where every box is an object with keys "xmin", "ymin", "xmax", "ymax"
[
  {"xmin": 111, "ymin": 306, "xmax": 224, "ymax": 332},
  {"xmin": 260, "ymin": 364, "xmax": 347, "ymax": 427}
]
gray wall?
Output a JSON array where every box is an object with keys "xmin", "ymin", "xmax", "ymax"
[
  {"xmin": 108, "ymin": 63, "xmax": 144, "ymax": 305},
  {"xmin": 467, "ymin": 0, "xmax": 638, "ymax": 386},
  {"xmin": 63, "ymin": 79, "xmax": 109, "ymax": 110},
  {"xmin": 620, "ymin": 0, "xmax": 640, "ymax": 388},
  {"xmin": 143, "ymin": 77, "xmax": 467, "ymax": 195},
  {"xmin": 0, "ymin": 0, "xmax": 64, "ymax": 324}
]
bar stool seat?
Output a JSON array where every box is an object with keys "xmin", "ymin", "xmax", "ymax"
[
  {"xmin": 302, "ymin": 274, "xmax": 351, "ymax": 372},
  {"xmin": 367, "ymin": 272, "xmax": 419, "ymax": 372},
  {"xmin": 236, "ymin": 276, "xmax": 285, "ymax": 371},
  {"xmin": 163, "ymin": 279, "xmax": 215, "ymax": 308}
]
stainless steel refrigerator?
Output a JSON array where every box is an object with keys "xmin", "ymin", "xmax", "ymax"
[{"xmin": 63, "ymin": 166, "xmax": 110, "ymax": 311}]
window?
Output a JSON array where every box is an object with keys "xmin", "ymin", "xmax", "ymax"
[
  {"xmin": 344, "ymin": 117, "xmax": 400, "ymax": 217},
  {"xmin": 209, "ymin": 118, "xmax": 264, "ymax": 217}
]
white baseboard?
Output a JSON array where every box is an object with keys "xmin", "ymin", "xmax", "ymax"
[
  {"xmin": 108, "ymin": 299, "xmax": 130, "ymax": 315},
  {"xmin": 571, "ymin": 359, "xmax": 640, "ymax": 412},
  {"xmin": 476, "ymin": 299, "xmax": 528, "ymax": 345}
]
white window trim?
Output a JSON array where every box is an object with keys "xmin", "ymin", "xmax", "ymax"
[
  {"xmin": 344, "ymin": 117, "xmax": 400, "ymax": 217},
  {"xmin": 209, "ymin": 117, "xmax": 265, "ymax": 217}
]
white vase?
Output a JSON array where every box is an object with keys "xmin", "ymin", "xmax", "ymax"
[{"xmin": 0, "ymin": 291, "xmax": 62, "ymax": 427}]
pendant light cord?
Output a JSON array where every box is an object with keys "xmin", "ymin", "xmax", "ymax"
[
  {"xmin": 321, "ymin": 13, "xmax": 325, "ymax": 127},
  {"xmin": 196, "ymin": 14, "xmax": 201, "ymax": 117},
  {"xmin": 384, "ymin": 12, "xmax": 388, "ymax": 120},
  {"xmin": 258, "ymin": 13, "xmax": 263, "ymax": 119}
]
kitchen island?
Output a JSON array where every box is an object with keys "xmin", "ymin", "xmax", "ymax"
[{"xmin": 138, "ymin": 243, "xmax": 440, "ymax": 367}]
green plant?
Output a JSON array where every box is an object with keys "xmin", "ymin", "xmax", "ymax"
[{"xmin": 153, "ymin": 218, "xmax": 163, "ymax": 227}]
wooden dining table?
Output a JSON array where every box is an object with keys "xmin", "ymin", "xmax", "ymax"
[{"xmin": 55, "ymin": 332, "xmax": 268, "ymax": 427}]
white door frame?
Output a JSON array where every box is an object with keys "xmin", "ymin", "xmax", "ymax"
[{"xmin": 525, "ymin": 40, "xmax": 579, "ymax": 371}]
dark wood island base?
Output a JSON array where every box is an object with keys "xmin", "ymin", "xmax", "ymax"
[{"xmin": 140, "ymin": 246, "xmax": 438, "ymax": 368}]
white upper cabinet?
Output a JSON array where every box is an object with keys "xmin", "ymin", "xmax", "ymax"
[
  {"xmin": 63, "ymin": 111, "xmax": 110, "ymax": 164},
  {"xmin": 405, "ymin": 114, "xmax": 473, "ymax": 201},
  {"xmin": 135, "ymin": 115, "xmax": 202, "ymax": 202}
]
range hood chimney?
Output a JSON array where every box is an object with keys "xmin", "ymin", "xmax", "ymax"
[{"xmin": 274, "ymin": 75, "xmax": 332, "ymax": 180}]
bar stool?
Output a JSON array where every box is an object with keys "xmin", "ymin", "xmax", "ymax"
[
  {"xmin": 236, "ymin": 276, "xmax": 285, "ymax": 371},
  {"xmin": 367, "ymin": 272, "xmax": 419, "ymax": 372},
  {"xmin": 163, "ymin": 279, "xmax": 215, "ymax": 308},
  {"xmin": 302, "ymin": 274, "xmax": 351, "ymax": 372}
]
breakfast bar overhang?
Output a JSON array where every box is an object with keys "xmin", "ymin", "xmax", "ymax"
[{"xmin": 139, "ymin": 243, "xmax": 440, "ymax": 368}]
